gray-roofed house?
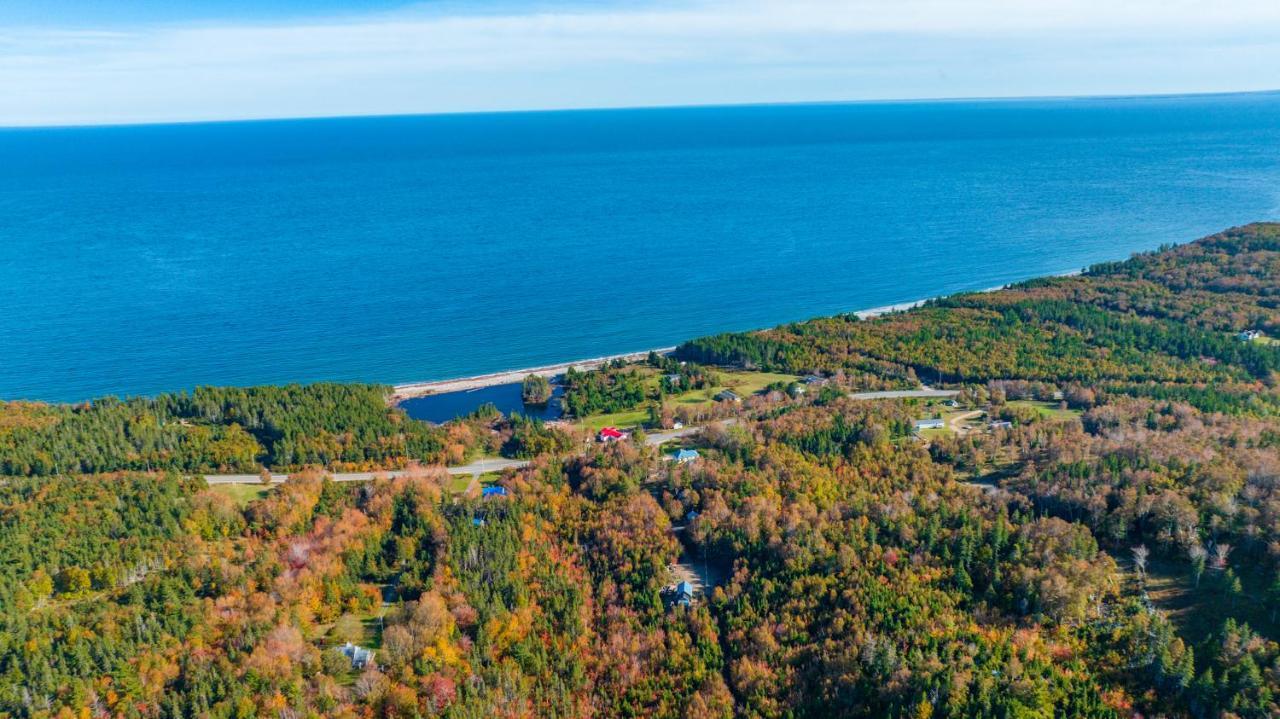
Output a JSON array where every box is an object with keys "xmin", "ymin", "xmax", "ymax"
[{"xmin": 341, "ymin": 642, "xmax": 375, "ymax": 670}]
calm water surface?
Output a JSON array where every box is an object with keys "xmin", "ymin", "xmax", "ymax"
[
  {"xmin": 2, "ymin": 93, "xmax": 1279, "ymax": 401},
  {"xmin": 400, "ymin": 383, "xmax": 563, "ymax": 423}
]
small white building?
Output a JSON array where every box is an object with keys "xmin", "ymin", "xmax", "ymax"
[{"xmin": 913, "ymin": 418, "xmax": 946, "ymax": 431}]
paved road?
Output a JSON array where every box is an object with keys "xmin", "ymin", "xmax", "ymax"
[
  {"xmin": 849, "ymin": 389, "xmax": 960, "ymax": 400},
  {"xmin": 204, "ymin": 457, "xmax": 531, "ymax": 485},
  {"xmin": 204, "ymin": 423, "xmax": 721, "ymax": 485}
]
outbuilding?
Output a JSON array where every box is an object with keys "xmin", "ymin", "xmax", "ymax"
[{"xmin": 675, "ymin": 581, "xmax": 695, "ymax": 606}]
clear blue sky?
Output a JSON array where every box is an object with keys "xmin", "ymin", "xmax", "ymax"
[{"xmin": 2, "ymin": 0, "xmax": 1278, "ymax": 126}]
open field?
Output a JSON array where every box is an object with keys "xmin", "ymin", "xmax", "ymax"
[
  {"xmin": 573, "ymin": 369, "xmax": 797, "ymax": 431},
  {"xmin": 1132, "ymin": 556, "xmax": 1278, "ymax": 647},
  {"xmin": 1006, "ymin": 399, "xmax": 1082, "ymax": 421},
  {"xmin": 578, "ymin": 408, "xmax": 651, "ymax": 432},
  {"xmin": 207, "ymin": 483, "xmax": 273, "ymax": 506}
]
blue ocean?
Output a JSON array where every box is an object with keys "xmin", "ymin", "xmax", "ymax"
[{"xmin": 2, "ymin": 92, "xmax": 1279, "ymax": 402}]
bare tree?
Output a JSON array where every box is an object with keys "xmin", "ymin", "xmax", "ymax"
[
  {"xmin": 1188, "ymin": 544, "xmax": 1208, "ymax": 587},
  {"xmin": 1131, "ymin": 545, "xmax": 1149, "ymax": 580}
]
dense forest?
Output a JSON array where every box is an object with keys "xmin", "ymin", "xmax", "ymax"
[
  {"xmin": 0, "ymin": 385, "xmax": 552, "ymax": 476},
  {"xmin": 3, "ymin": 223, "xmax": 1280, "ymax": 717}
]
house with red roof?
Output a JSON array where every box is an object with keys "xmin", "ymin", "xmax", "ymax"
[{"xmin": 597, "ymin": 426, "xmax": 628, "ymax": 442}]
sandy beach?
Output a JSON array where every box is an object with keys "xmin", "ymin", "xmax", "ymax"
[
  {"xmin": 391, "ymin": 271, "xmax": 1083, "ymax": 402},
  {"xmin": 387, "ymin": 296, "xmax": 927, "ymax": 402}
]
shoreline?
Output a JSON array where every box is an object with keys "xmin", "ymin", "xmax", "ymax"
[
  {"xmin": 391, "ymin": 270, "xmax": 1083, "ymax": 402},
  {"xmin": 391, "ymin": 348, "xmax": 677, "ymax": 401}
]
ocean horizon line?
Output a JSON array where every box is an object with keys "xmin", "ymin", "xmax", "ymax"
[{"xmin": 4, "ymin": 87, "xmax": 1278, "ymax": 131}]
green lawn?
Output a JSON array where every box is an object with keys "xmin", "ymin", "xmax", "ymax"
[
  {"xmin": 1253, "ymin": 334, "xmax": 1280, "ymax": 346},
  {"xmin": 444, "ymin": 475, "xmax": 477, "ymax": 494},
  {"xmin": 574, "ymin": 369, "xmax": 798, "ymax": 431},
  {"xmin": 206, "ymin": 483, "xmax": 273, "ymax": 507},
  {"xmin": 578, "ymin": 408, "xmax": 651, "ymax": 432},
  {"xmin": 1006, "ymin": 399, "xmax": 1082, "ymax": 421}
]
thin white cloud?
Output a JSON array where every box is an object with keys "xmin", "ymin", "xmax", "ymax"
[{"xmin": 1, "ymin": 0, "xmax": 1278, "ymax": 125}]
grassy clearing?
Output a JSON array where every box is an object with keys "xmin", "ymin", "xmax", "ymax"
[
  {"xmin": 578, "ymin": 409, "xmax": 650, "ymax": 432},
  {"xmin": 1006, "ymin": 399, "xmax": 1082, "ymax": 421},
  {"xmin": 445, "ymin": 475, "xmax": 477, "ymax": 494},
  {"xmin": 1133, "ymin": 556, "xmax": 1278, "ymax": 647},
  {"xmin": 206, "ymin": 483, "xmax": 273, "ymax": 507},
  {"xmin": 1253, "ymin": 335, "xmax": 1280, "ymax": 346},
  {"xmin": 574, "ymin": 369, "xmax": 798, "ymax": 431}
]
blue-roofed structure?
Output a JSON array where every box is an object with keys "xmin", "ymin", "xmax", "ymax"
[
  {"xmin": 675, "ymin": 581, "xmax": 695, "ymax": 606},
  {"xmin": 482, "ymin": 486, "xmax": 508, "ymax": 498},
  {"xmin": 673, "ymin": 449, "xmax": 700, "ymax": 464}
]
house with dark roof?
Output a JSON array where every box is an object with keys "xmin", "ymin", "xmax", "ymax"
[{"xmin": 715, "ymin": 390, "xmax": 741, "ymax": 403}]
